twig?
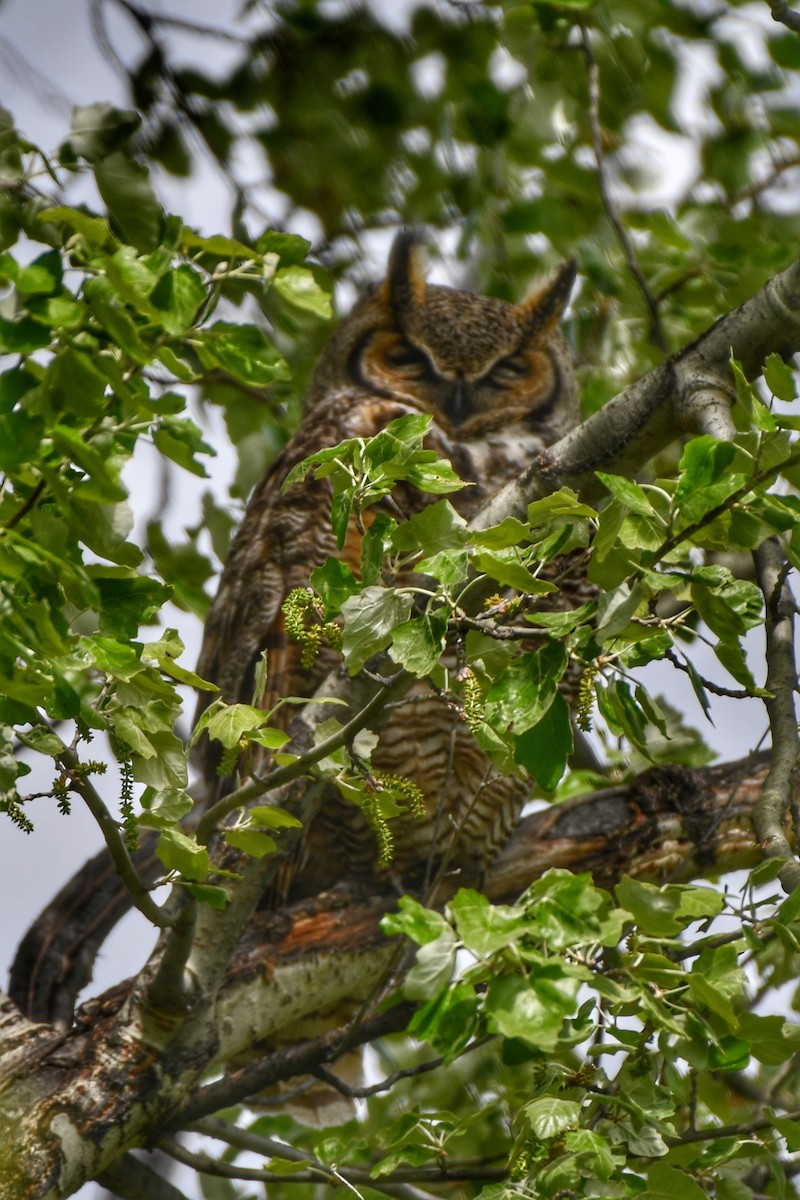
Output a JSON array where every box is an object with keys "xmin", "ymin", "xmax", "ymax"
[
  {"xmin": 142, "ymin": 891, "xmax": 198, "ymax": 1016},
  {"xmin": 768, "ymin": 0, "xmax": 800, "ymax": 31},
  {"xmin": 56, "ymin": 746, "xmax": 173, "ymax": 928},
  {"xmin": 579, "ymin": 22, "xmax": 667, "ymax": 351},
  {"xmin": 752, "ymin": 539, "xmax": 800, "ymax": 892},
  {"xmin": 176, "ymin": 1003, "xmax": 414, "ymax": 1124},
  {"xmin": 665, "ymin": 648, "xmax": 751, "ymax": 698},
  {"xmin": 108, "ymin": 0, "xmax": 251, "ymax": 42},
  {"xmin": 313, "ymin": 1055, "xmax": 444, "ymax": 1099},
  {"xmin": 667, "ymin": 1105, "xmax": 800, "ymax": 1146},
  {"xmin": 187, "ymin": 1117, "xmax": 445, "ymax": 1200},
  {"xmin": 162, "ymin": 1130, "xmax": 506, "ymax": 1188},
  {"xmin": 196, "ymin": 670, "xmax": 409, "ymax": 840}
]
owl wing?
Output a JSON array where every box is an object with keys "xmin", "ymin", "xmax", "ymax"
[{"xmin": 194, "ymin": 390, "xmax": 429, "ymax": 787}]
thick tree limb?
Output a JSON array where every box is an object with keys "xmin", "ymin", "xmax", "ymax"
[
  {"xmin": 476, "ymin": 257, "xmax": 800, "ymax": 526},
  {"xmin": 0, "ymin": 752, "xmax": 779, "ymax": 1198},
  {"xmin": 752, "ymin": 539, "xmax": 800, "ymax": 891}
]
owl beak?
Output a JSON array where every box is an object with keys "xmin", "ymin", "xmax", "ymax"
[{"xmin": 446, "ymin": 378, "xmax": 472, "ymax": 426}]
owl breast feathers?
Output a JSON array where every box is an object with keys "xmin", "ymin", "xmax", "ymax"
[{"xmin": 196, "ymin": 231, "xmax": 581, "ymax": 897}]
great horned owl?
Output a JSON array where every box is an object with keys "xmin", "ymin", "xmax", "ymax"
[{"xmin": 197, "ymin": 230, "xmax": 579, "ymax": 896}]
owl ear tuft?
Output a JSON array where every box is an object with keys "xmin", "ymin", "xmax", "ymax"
[
  {"xmin": 383, "ymin": 229, "xmax": 427, "ymax": 320},
  {"xmin": 516, "ymin": 259, "xmax": 577, "ymax": 341}
]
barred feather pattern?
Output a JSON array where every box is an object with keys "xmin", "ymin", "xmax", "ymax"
[{"xmin": 195, "ymin": 235, "xmax": 587, "ymax": 900}]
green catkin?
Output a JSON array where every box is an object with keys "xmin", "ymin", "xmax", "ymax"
[
  {"xmin": 217, "ymin": 743, "xmax": 241, "ymax": 778},
  {"xmin": 376, "ymin": 772, "xmax": 426, "ymax": 820},
  {"xmin": 576, "ymin": 665, "xmax": 597, "ymax": 733},
  {"xmin": 1, "ymin": 795, "xmax": 33, "ymax": 833},
  {"xmin": 119, "ymin": 755, "xmax": 138, "ymax": 851},
  {"xmin": 282, "ymin": 587, "xmax": 341, "ymax": 666},
  {"xmin": 53, "ymin": 773, "xmax": 71, "ymax": 815},
  {"xmin": 362, "ymin": 786, "xmax": 394, "ymax": 868},
  {"xmin": 461, "ymin": 668, "xmax": 485, "ymax": 735}
]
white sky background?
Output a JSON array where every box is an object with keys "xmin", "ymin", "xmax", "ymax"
[{"xmin": 0, "ymin": 1, "xmax": 788, "ymax": 1193}]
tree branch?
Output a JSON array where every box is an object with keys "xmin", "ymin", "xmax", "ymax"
[
  {"xmin": 752, "ymin": 538, "xmax": 800, "ymax": 891},
  {"xmin": 768, "ymin": 0, "xmax": 800, "ymax": 32}
]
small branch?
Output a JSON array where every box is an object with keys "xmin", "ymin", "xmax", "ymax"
[
  {"xmin": 667, "ymin": 1105, "xmax": 800, "ymax": 1146},
  {"xmin": 732, "ymin": 150, "xmax": 800, "ymax": 208},
  {"xmin": 178, "ymin": 1002, "xmax": 414, "ymax": 1124},
  {"xmin": 196, "ymin": 670, "xmax": 409, "ymax": 840},
  {"xmin": 314, "ymin": 1054, "xmax": 444, "ymax": 1099},
  {"xmin": 141, "ymin": 892, "xmax": 199, "ymax": 1018},
  {"xmin": 2, "ymin": 480, "xmax": 45, "ymax": 530},
  {"xmin": 665, "ymin": 649, "xmax": 751, "ymax": 699},
  {"xmin": 580, "ymin": 22, "xmax": 666, "ymax": 351},
  {"xmin": 96, "ymin": 1152, "xmax": 191, "ymax": 1200},
  {"xmin": 649, "ymin": 447, "xmax": 800, "ymax": 566},
  {"xmin": 768, "ymin": 0, "xmax": 800, "ymax": 31},
  {"xmin": 56, "ymin": 746, "xmax": 173, "ymax": 928},
  {"xmin": 752, "ymin": 539, "xmax": 800, "ymax": 892},
  {"xmin": 162, "ymin": 1131, "xmax": 506, "ymax": 1189},
  {"xmin": 109, "ymin": 0, "xmax": 251, "ymax": 41},
  {"xmin": 186, "ymin": 1117, "xmax": 447, "ymax": 1200}
]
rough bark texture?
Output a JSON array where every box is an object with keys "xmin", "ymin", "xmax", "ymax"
[{"xmin": 0, "ymin": 752, "xmax": 778, "ymax": 1199}]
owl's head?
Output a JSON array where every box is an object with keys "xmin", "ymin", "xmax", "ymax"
[{"xmin": 306, "ymin": 231, "xmax": 578, "ymax": 443}]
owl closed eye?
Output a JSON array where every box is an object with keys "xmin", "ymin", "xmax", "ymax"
[{"xmin": 305, "ymin": 230, "xmax": 578, "ymax": 445}]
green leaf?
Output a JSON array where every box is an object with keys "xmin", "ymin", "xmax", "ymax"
[
  {"xmin": 70, "ymin": 103, "xmax": 140, "ymax": 161},
  {"xmin": 485, "ymin": 640, "xmax": 567, "ymax": 735},
  {"xmin": 522, "ymin": 1097, "xmax": 581, "ymax": 1139},
  {"xmin": 449, "ymin": 888, "xmax": 527, "ymax": 956},
  {"xmin": 95, "ymin": 151, "xmax": 163, "ymax": 252},
  {"xmin": 615, "ymin": 876, "xmax": 681, "ymax": 937},
  {"xmin": 595, "ymin": 580, "xmax": 645, "ymax": 640},
  {"xmin": 404, "ymin": 930, "xmax": 457, "ymax": 1000},
  {"xmin": 392, "ymin": 499, "xmax": 468, "ymax": 554},
  {"xmin": 595, "ymin": 471, "xmax": 655, "ymax": 515},
  {"xmin": 149, "ymin": 264, "xmax": 207, "ymax": 335},
  {"xmin": 205, "ymin": 702, "xmax": 267, "ymax": 748},
  {"xmin": 381, "ymin": 894, "xmax": 452, "ymax": 945},
  {"xmin": 138, "ymin": 786, "xmax": 193, "ymax": 828},
  {"xmin": 39, "ymin": 206, "xmax": 116, "ymax": 247},
  {"xmin": 472, "ymin": 549, "xmax": 558, "ymax": 594},
  {"xmin": 273, "ymin": 265, "xmax": 332, "ymax": 317},
  {"xmin": 407, "ymin": 981, "xmax": 478, "ymax": 1061},
  {"xmin": 513, "ymin": 692, "xmax": 573, "ymax": 789},
  {"xmin": 153, "ymin": 417, "xmax": 214, "ymax": 478},
  {"xmin": 0, "ymin": 315, "xmax": 53, "ymax": 353},
  {"xmin": 185, "ymin": 883, "xmax": 230, "ymax": 908},
  {"xmin": 674, "ymin": 436, "xmax": 747, "ymax": 525},
  {"xmin": 468, "ymin": 516, "xmax": 530, "ymax": 550},
  {"xmin": 763, "ymin": 352, "xmax": 797, "ymax": 402},
  {"xmin": 645, "ymin": 1163, "xmax": 708, "ymax": 1200},
  {"xmin": 341, "ymin": 586, "xmax": 412, "ymax": 673},
  {"xmin": 12, "ymin": 249, "xmax": 63, "ymax": 296},
  {"xmin": 157, "ymin": 827, "xmax": 211, "ymax": 881},
  {"xmin": 249, "ymin": 805, "xmax": 303, "ymax": 829},
  {"xmin": 309, "ymin": 557, "xmax": 359, "ymax": 618},
  {"xmin": 225, "ymin": 828, "xmax": 277, "ymax": 857},
  {"xmin": 527, "ymin": 490, "xmax": 597, "ymax": 525},
  {"xmin": 390, "ymin": 611, "xmax": 447, "ymax": 675},
  {"xmin": 198, "ymin": 322, "xmax": 290, "ymax": 385},
  {"xmin": 485, "ymin": 967, "xmax": 579, "ymax": 1050}
]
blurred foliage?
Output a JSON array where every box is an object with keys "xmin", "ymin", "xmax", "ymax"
[{"xmin": 3, "ymin": 0, "xmax": 800, "ymax": 1197}]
